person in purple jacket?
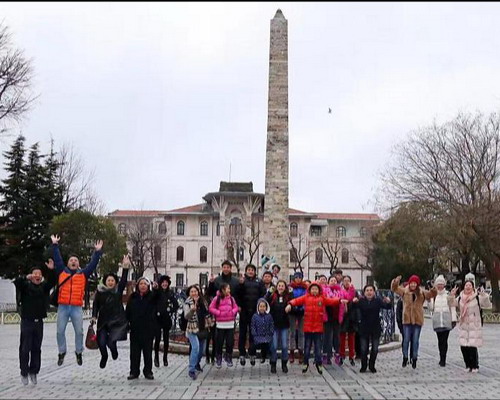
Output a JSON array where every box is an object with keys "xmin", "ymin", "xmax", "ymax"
[{"xmin": 209, "ymin": 283, "xmax": 239, "ymax": 368}]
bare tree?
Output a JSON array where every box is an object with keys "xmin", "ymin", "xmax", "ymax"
[
  {"xmin": 0, "ymin": 23, "xmax": 36, "ymax": 134},
  {"xmin": 289, "ymin": 234, "xmax": 312, "ymax": 275},
  {"xmin": 243, "ymin": 222, "xmax": 262, "ymax": 265},
  {"xmin": 381, "ymin": 112, "xmax": 500, "ymax": 310},
  {"xmin": 320, "ymin": 236, "xmax": 342, "ymax": 276},
  {"xmin": 56, "ymin": 143, "xmax": 105, "ymax": 215}
]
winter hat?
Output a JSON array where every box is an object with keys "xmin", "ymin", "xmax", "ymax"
[
  {"xmin": 256, "ymin": 298, "xmax": 270, "ymax": 313},
  {"xmin": 293, "ymin": 271, "xmax": 303, "ymax": 279},
  {"xmin": 136, "ymin": 277, "xmax": 151, "ymax": 287},
  {"xmin": 465, "ymin": 273, "xmax": 475, "ymax": 287},
  {"xmin": 434, "ymin": 275, "xmax": 446, "ymax": 285},
  {"xmin": 408, "ymin": 275, "xmax": 421, "ymax": 286},
  {"xmin": 271, "ymin": 263, "xmax": 281, "ymax": 272}
]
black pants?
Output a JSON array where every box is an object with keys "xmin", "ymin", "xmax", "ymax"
[
  {"xmin": 359, "ymin": 333, "xmax": 380, "ymax": 369},
  {"xmin": 304, "ymin": 333, "xmax": 323, "ymax": 365},
  {"xmin": 130, "ymin": 333, "xmax": 153, "ymax": 376},
  {"xmin": 205, "ymin": 327, "xmax": 216, "ymax": 361},
  {"xmin": 238, "ymin": 311, "xmax": 255, "ymax": 356},
  {"xmin": 97, "ymin": 327, "xmax": 118, "ymax": 361},
  {"xmin": 19, "ymin": 319, "xmax": 43, "ymax": 376},
  {"xmin": 461, "ymin": 346, "xmax": 479, "ymax": 369},
  {"xmin": 250, "ymin": 342, "xmax": 270, "ymax": 359},
  {"xmin": 154, "ymin": 325, "xmax": 170, "ymax": 361},
  {"xmin": 436, "ymin": 330, "xmax": 450, "ymax": 364},
  {"xmin": 216, "ymin": 328, "xmax": 235, "ymax": 357}
]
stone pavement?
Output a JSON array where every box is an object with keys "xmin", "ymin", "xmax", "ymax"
[{"xmin": 0, "ymin": 321, "xmax": 499, "ymax": 399}]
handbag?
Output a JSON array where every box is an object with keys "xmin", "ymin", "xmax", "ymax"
[
  {"xmin": 85, "ymin": 321, "xmax": 99, "ymax": 350},
  {"xmin": 50, "ymin": 273, "xmax": 73, "ymax": 308}
]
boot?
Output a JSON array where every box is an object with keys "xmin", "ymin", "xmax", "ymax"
[
  {"xmin": 302, "ymin": 363, "xmax": 309, "ymax": 373},
  {"xmin": 289, "ymin": 350, "xmax": 295, "ymax": 363},
  {"xmin": 216, "ymin": 355, "xmax": 222, "ymax": 369},
  {"xmin": 75, "ymin": 352, "xmax": 83, "ymax": 366},
  {"xmin": 298, "ymin": 349, "xmax": 304, "ymax": 364},
  {"xmin": 402, "ymin": 357, "xmax": 408, "ymax": 368},
  {"xmin": 369, "ymin": 358, "xmax": 377, "ymax": 373},
  {"xmin": 154, "ymin": 353, "xmax": 160, "ymax": 368},
  {"xmin": 57, "ymin": 352, "xmax": 66, "ymax": 366},
  {"xmin": 360, "ymin": 358, "xmax": 368, "ymax": 373},
  {"xmin": 270, "ymin": 361, "xmax": 277, "ymax": 373},
  {"xmin": 282, "ymin": 359, "xmax": 288, "ymax": 373},
  {"xmin": 163, "ymin": 354, "xmax": 168, "ymax": 367},
  {"xmin": 412, "ymin": 358, "xmax": 417, "ymax": 369},
  {"xmin": 439, "ymin": 354, "xmax": 446, "ymax": 367}
]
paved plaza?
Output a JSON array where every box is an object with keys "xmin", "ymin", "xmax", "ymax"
[{"xmin": 0, "ymin": 321, "xmax": 499, "ymax": 399}]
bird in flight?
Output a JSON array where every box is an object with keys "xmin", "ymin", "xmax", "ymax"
[{"xmin": 328, "ymin": 107, "xmax": 332, "ymax": 114}]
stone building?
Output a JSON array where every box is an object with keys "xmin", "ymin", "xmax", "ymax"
[{"xmin": 108, "ymin": 181, "xmax": 380, "ymax": 290}]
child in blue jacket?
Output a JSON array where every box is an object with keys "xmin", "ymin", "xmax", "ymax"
[{"xmin": 250, "ymin": 298, "xmax": 274, "ymax": 366}]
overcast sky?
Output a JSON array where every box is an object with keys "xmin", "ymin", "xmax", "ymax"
[{"xmin": 2, "ymin": 2, "xmax": 500, "ymax": 215}]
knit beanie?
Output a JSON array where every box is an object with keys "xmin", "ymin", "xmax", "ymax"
[
  {"xmin": 434, "ymin": 275, "xmax": 446, "ymax": 285},
  {"xmin": 465, "ymin": 273, "xmax": 475, "ymax": 287},
  {"xmin": 293, "ymin": 271, "xmax": 303, "ymax": 279},
  {"xmin": 408, "ymin": 275, "xmax": 421, "ymax": 286}
]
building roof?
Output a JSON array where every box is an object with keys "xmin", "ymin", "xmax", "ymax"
[
  {"xmin": 108, "ymin": 210, "xmax": 165, "ymax": 217},
  {"xmin": 219, "ymin": 181, "xmax": 253, "ymax": 192},
  {"xmin": 314, "ymin": 213, "xmax": 380, "ymax": 221},
  {"xmin": 165, "ymin": 204, "xmax": 206, "ymax": 214}
]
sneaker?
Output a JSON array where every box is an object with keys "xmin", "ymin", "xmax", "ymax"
[
  {"xmin": 302, "ymin": 364, "xmax": 309, "ymax": 373},
  {"xmin": 99, "ymin": 356, "xmax": 107, "ymax": 369},
  {"xmin": 28, "ymin": 373, "xmax": 37, "ymax": 385},
  {"xmin": 471, "ymin": 368, "xmax": 479, "ymax": 373},
  {"xmin": 21, "ymin": 375, "xmax": 29, "ymax": 386},
  {"xmin": 369, "ymin": 366, "xmax": 377, "ymax": 373},
  {"xmin": 195, "ymin": 363, "xmax": 203, "ymax": 372},
  {"xmin": 57, "ymin": 352, "xmax": 66, "ymax": 366},
  {"xmin": 216, "ymin": 356, "xmax": 222, "ymax": 369},
  {"xmin": 316, "ymin": 364, "xmax": 323, "ymax": 375},
  {"xmin": 127, "ymin": 374, "xmax": 139, "ymax": 380},
  {"xmin": 144, "ymin": 373, "xmax": 154, "ymax": 380},
  {"xmin": 188, "ymin": 371, "xmax": 197, "ymax": 380},
  {"xmin": 226, "ymin": 355, "xmax": 233, "ymax": 368},
  {"xmin": 240, "ymin": 356, "xmax": 246, "ymax": 366},
  {"xmin": 111, "ymin": 349, "xmax": 118, "ymax": 360},
  {"xmin": 360, "ymin": 367, "xmax": 367, "ymax": 373},
  {"xmin": 402, "ymin": 357, "xmax": 408, "ymax": 368},
  {"xmin": 250, "ymin": 355, "xmax": 256, "ymax": 366},
  {"xmin": 349, "ymin": 358, "xmax": 355, "ymax": 366},
  {"xmin": 411, "ymin": 359, "xmax": 417, "ymax": 369},
  {"xmin": 75, "ymin": 352, "xmax": 83, "ymax": 366}
]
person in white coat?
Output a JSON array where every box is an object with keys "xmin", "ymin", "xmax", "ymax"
[
  {"xmin": 429, "ymin": 275, "xmax": 456, "ymax": 367},
  {"xmin": 449, "ymin": 273, "xmax": 492, "ymax": 372}
]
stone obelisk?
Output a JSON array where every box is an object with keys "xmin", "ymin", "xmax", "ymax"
[{"xmin": 263, "ymin": 9, "xmax": 289, "ymax": 278}]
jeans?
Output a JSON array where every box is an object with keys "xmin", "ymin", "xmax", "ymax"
[
  {"xmin": 304, "ymin": 333, "xmax": 323, "ymax": 365},
  {"xmin": 270, "ymin": 328, "xmax": 289, "ymax": 362},
  {"xmin": 97, "ymin": 327, "xmax": 118, "ymax": 361},
  {"xmin": 461, "ymin": 346, "xmax": 479, "ymax": 369},
  {"xmin": 402, "ymin": 324, "xmax": 422, "ymax": 360},
  {"xmin": 56, "ymin": 305, "xmax": 83, "ymax": 354},
  {"xmin": 19, "ymin": 319, "xmax": 44, "ymax": 376},
  {"xmin": 359, "ymin": 333, "xmax": 380, "ymax": 369},
  {"xmin": 187, "ymin": 333, "xmax": 206, "ymax": 373},
  {"xmin": 215, "ymin": 328, "xmax": 235, "ymax": 357},
  {"xmin": 436, "ymin": 330, "xmax": 450, "ymax": 363},
  {"xmin": 288, "ymin": 314, "xmax": 304, "ymax": 351}
]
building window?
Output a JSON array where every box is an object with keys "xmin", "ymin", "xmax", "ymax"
[
  {"xmin": 310, "ymin": 226, "xmax": 322, "ymax": 237},
  {"xmin": 200, "ymin": 246, "xmax": 207, "ymax": 263},
  {"xmin": 229, "ymin": 217, "xmax": 243, "ymax": 236},
  {"xmin": 290, "ymin": 222, "xmax": 298, "ymax": 237},
  {"xmin": 118, "ymin": 223, "xmax": 127, "ymax": 235},
  {"xmin": 158, "ymin": 222, "xmax": 166, "ymax": 235},
  {"xmin": 154, "ymin": 245, "xmax": 161, "ymax": 261},
  {"xmin": 341, "ymin": 248, "xmax": 349, "ymax": 264},
  {"xmin": 290, "ymin": 248, "xmax": 298, "ymax": 263},
  {"xmin": 336, "ymin": 226, "xmax": 346, "ymax": 238},
  {"xmin": 216, "ymin": 221, "xmax": 221, "ymax": 236},
  {"xmin": 238, "ymin": 247, "xmax": 244, "ymax": 262},
  {"xmin": 176, "ymin": 273, "xmax": 184, "ymax": 287},
  {"xmin": 200, "ymin": 221, "xmax": 208, "ymax": 236},
  {"xmin": 315, "ymin": 248, "xmax": 323, "ymax": 264},
  {"xmin": 177, "ymin": 221, "xmax": 185, "ymax": 236},
  {"xmin": 360, "ymin": 227, "xmax": 368, "ymax": 237},
  {"xmin": 176, "ymin": 246, "xmax": 184, "ymax": 262},
  {"xmin": 199, "ymin": 273, "xmax": 208, "ymax": 289}
]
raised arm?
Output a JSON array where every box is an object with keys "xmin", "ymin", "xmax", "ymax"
[
  {"xmin": 289, "ymin": 294, "xmax": 306, "ymax": 307},
  {"xmin": 117, "ymin": 255, "xmax": 130, "ymax": 294},
  {"xmin": 423, "ymin": 286, "xmax": 438, "ymax": 301},
  {"xmin": 82, "ymin": 240, "xmax": 103, "ymax": 278},
  {"xmin": 50, "ymin": 235, "xmax": 65, "ymax": 273},
  {"xmin": 391, "ymin": 275, "xmax": 405, "ymax": 297}
]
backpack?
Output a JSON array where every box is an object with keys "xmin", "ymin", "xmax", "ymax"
[{"xmin": 458, "ymin": 295, "xmax": 484, "ymax": 326}]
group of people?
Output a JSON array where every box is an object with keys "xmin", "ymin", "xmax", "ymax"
[{"xmin": 13, "ymin": 234, "xmax": 494, "ymax": 385}]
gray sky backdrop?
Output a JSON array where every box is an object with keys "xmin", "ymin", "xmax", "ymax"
[{"xmin": 1, "ymin": 2, "xmax": 500, "ymax": 215}]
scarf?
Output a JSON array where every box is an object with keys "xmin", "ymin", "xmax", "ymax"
[{"xmin": 460, "ymin": 292, "xmax": 475, "ymax": 321}]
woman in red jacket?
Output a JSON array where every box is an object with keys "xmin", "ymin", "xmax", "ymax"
[{"xmin": 286, "ymin": 282, "xmax": 339, "ymax": 374}]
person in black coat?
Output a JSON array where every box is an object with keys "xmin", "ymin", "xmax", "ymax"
[
  {"xmin": 353, "ymin": 284, "xmax": 392, "ymax": 373},
  {"xmin": 92, "ymin": 255, "xmax": 130, "ymax": 369},
  {"xmin": 125, "ymin": 276, "xmax": 159, "ymax": 380},
  {"xmin": 154, "ymin": 275, "xmax": 178, "ymax": 367},
  {"xmin": 237, "ymin": 264, "xmax": 266, "ymax": 366},
  {"xmin": 13, "ymin": 260, "xmax": 56, "ymax": 385},
  {"xmin": 206, "ymin": 260, "xmax": 240, "ymax": 299}
]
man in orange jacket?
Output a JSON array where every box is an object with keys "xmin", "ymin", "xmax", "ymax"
[{"xmin": 51, "ymin": 234, "xmax": 103, "ymax": 366}]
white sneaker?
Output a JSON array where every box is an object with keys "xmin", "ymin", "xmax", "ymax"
[
  {"xmin": 471, "ymin": 368, "xmax": 479, "ymax": 373},
  {"xmin": 21, "ymin": 375, "xmax": 29, "ymax": 386},
  {"xmin": 29, "ymin": 373, "xmax": 37, "ymax": 385}
]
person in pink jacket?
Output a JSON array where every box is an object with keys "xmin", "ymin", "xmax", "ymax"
[
  {"xmin": 339, "ymin": 275, "xmax": 358, "ymax": 366},
  {"xmin": 209, "ymin": 283, "xmax": 239, "ymax": 368}
]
